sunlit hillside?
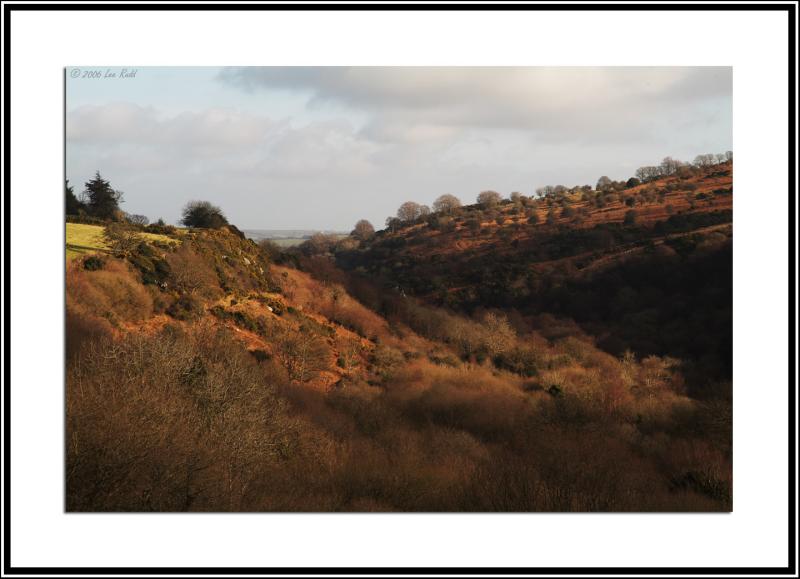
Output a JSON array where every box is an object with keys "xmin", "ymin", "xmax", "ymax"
[{"xmin": 65, "ymin": 158, "xmax": 732, "ymax": 511}]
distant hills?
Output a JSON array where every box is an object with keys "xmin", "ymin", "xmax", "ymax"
[{"xmin": 243, "ymin": 229, "xmax": 347, "ymax": 241}]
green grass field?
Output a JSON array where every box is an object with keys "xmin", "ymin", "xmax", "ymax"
[
  {"xmin": 66, "ymin": 223, "xmax": 109, "ymax": 260},
  {"xmin": 66, "ymin": 223, "xmax": 179, "ymax": 260}
]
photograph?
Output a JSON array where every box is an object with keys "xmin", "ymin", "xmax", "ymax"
[{"xmin": 63, "ymin": 66, "xmax": 734, "ymax": 513}]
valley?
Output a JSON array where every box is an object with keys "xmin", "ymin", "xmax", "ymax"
[{"xmin": 65, "ymin": 159, "xmax": 733, "ymax": 512}]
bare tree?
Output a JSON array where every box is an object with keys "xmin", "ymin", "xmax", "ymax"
[
  {"xmin": 477, "ymin": 190, "xmax": 502, "ymax": 208},
  {"xmin": 397, "ymin": 201, "xmax": 422, "ymax": 222},
  {"xmin": 433, "ymin": 194, "xmax": 462, "ymax": 214},
  {"xmin": 304, "ymin": 233, "xmax": 338, "ymax": 255},
  {"xmin": 660, "ymin": 157, "xmax": 682, "ymax": 176},
  {"xmin": 536, "ymin": 185, "xmax": 554, "ymax": 198},
  {"xmin": 274, "ymin": 327, "xmax": 330, "ymax": 383},
  {"xmin": 636, "ymin": 166, "xmax": 662, "ymax": 182},
  {"xmin": 693, "ymin": 154, "xmax": 716, "ymax": 167},
  {"xmin": 385, "ymin": 216, "xmax": 402, "ymax": 232},
  {"xmin": 351, "ymin": 219, "xmax": 375, "ymax": 241},
  {"xmin": 596, "ymin": 176, "xmax": 612, "ymax": 191},
  {"xmin": 127, "ymin": 214, "xmax": 149, "ymax": 226}
]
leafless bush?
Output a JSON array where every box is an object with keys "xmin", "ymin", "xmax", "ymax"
[
  {"xmin": 66, "ymin": 324, "xmax": 299, "ymax": 511},
  {"xmin": 166, "ymin": 243, "xmax": 221, "ymax": 298},
  {"xmin": 273, "ymin": 325, "xmax": 331, "ymax": 382}
]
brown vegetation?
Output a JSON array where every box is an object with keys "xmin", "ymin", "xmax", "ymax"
[{"xmin": 65, "ymin": 161, "xmax": 732, "ymax": 512}]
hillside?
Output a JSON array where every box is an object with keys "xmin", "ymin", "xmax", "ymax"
[
  {"xmin": 66, "ymin": 214, "xmax": 731, "ymax": 512},
  {"xmin": 334, "ymin": 162, "xmax": 733, "ymax": 397}
]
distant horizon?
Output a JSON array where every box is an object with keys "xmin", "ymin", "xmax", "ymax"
[
  {"xmin": 242, "ymin": 228, "xmax": 348, "ymax": 238},
  {"xmin": 66, "ymin": 66, "xmax": 732, "ymax": 230}
]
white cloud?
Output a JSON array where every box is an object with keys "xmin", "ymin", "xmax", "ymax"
[
  {"xmin": 219, "ymin": 66, "xmax": 731, "ymax": 137},
  {"xmin": 67, "ymin": 67, "xmax": 732, "ymax": 230},
  {"xmin": 67, "ymin": 103, "xmax": 274, "ymax": 149}
]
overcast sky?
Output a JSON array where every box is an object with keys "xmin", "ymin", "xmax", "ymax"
[{"xmin": 66, "ymin": 66, "xmax": 732, "ymax": 231}]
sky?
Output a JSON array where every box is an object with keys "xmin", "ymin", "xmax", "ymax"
[{"xmin": 66, "ymin": 66, "xmax": 732, "ymax": 231}]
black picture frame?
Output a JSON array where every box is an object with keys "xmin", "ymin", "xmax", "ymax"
[{"xmin": 3, "ymin": 1, "xmax": 796, "ymax": 575}]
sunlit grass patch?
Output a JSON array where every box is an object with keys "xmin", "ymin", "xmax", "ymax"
[
  {"xmin": 66, "ymin": 223, "xmax": 109, "ymax": 260},
  {"xmin": 66, "ymin": 222, "xmax": 180, "ymax": 260}
]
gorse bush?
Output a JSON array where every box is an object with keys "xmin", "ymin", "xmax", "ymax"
[
  {"xmin": 180, "ymin": 200, "xmax": 228, "ymax": 229},
  {"xmin": 83, "ymin": 255, "xmax": 105, "ymax": 271}
]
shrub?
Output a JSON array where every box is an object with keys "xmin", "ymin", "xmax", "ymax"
[
  {"xmin": 371, "ymin": 345, "xmax": 405, "ymax": 381},
  {"xmin": 250, "ymin": 349, "xmax": 270, "ymax": 363},
  {"xmin": 273, "ymin": 326, "xmax": 331, "ymax": 382},
  {"xmin": 127, "ymin": 243, "xmax": 171, "ymax": 286},
  {"xmin": 67, "ymin": 259, "xmax": 154, "ymax": 324},
  {"xmin": 83, "ymin": 255, "xmax": 105, "ymax": 271},
  {"xmin": 180, "ymin": 201, "xmax": 228, "ymax": 229},
  {"xmin": 145, "ymin": 222, "xmax": 177, "ymax": 235},
  {"xmin": 166, "ymin": 244, "xmax": 221, "ymax": 299},
  {"xmin": 66, "ymin": 214, "xmax": 108, "ymax": 226},
  {"xmin": 547, "ymin": 384, "xmax": 563, "ymax": 397},
  {"xmin": 495, "ymin": 346, "xmax": 541, "ymax": 377},
  {"xmin": 257, "ymin": 239, "xmax": 282, "ymax": 262},
  {"xmin": 166, "ymin": 294, "xmax": 204, "ymax": 320},
  {"xmin": 66, "ymin": 325, "xmax": 297, "ymax": 511},
  {"xmin": 65, "ymin": 309, "xmax": 113, "ymax": 361},
  {"xmin": 104, "ymin": 223, "xmax": 141, "ymax": 256}
]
